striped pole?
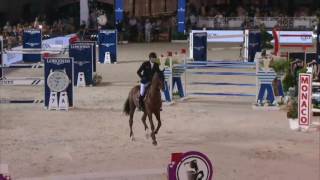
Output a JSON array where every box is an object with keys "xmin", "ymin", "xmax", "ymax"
[
  {"xmin": 0, "ymin": 64, "xmax": 44, "ymax": 69},
  {"xmin": 0, "ymin": 78, "xmax": 44, "ymax": 86},
  {"xmin": 4, "ymin": 48, "xmax": 62, "ymax": 54},
  {"xmin": 0, "ymin": 99, "xmax": 44, "ymax": 104}
]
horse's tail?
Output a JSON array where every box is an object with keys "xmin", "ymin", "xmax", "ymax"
[{"xmin": 123, "ymin": 97, "xmax": 130, "ymax": 116}]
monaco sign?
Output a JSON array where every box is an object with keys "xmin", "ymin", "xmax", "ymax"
[{"xmin": 298, "ymin": 73, "xmax": 312, "ymax": 127}]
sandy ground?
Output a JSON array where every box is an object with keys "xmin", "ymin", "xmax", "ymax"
[{"xmin": 0, "ymin": 43, "xmax": 319, "ymax": 180}]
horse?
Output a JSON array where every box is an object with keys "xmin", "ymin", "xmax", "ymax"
[{"xmin": 123, "ymin": 71, "xmax": 165, "ymax": 145}]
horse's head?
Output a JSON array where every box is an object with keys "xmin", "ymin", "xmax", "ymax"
[{"xmin": 152, "ymin": 71, "xmax": 165, "ymax": 91}]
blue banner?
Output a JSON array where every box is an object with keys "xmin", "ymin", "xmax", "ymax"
[
  {"xmin": 193, "ymin": 32, "xmax": 207, "ymax": 61},
  {"xmin": 69, "ymin": 42, "xmax": 94, "ymax": 86},
  {"xmin": 248, "ymin": 30, "xmax": 261, "ymax": 62},
  {"xmin": 79, "ymin": 41, "xmax": 96, "ymax": 72},
  {"xmin": 177, "ymin": 0, "xmax": 186, "ymax": 33},
  {"xmin": 115, "ymin": 0, "xmax": 124, "ymax": 23},
  {"xmin": 23, "ymin": 29, "xmax": 42, "ymax": 63},
  {"xmin": 44, "ymin": 58, "xmax": 74, "ymax": 107},
  {"xmin": 98, "ymin": 29, "xmax": 117, "ymax": 63}
]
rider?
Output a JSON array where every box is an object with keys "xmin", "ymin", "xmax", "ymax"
[{"xmin": 137, "ymin": 52, "xmax": 162, "ymax": 110}]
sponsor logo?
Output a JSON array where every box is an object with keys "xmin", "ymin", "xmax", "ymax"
[
  {"xmin": 100, "ymin": 31, "xmax": 116, "ymax": 35},
  {"xmin": 74, "ymin": 61, "xmax": 91, "ymax": 66},
  {"xmin": 194, "ymin": 33, "xmax": 207, "ymax": 38},
  {"xmin": 115, "ymin": 8, "xmax": 123, "ymax": 13},
  {"xmin": 249, "ymin": 42, "xmax": 259, "ymax": 47},
  {"xmin": 25, "ymin": 42, "xmax": 40, "ymax": 47},
  {"xmin": 168, "ymin": 151, "xmax": 213, "ymax": 180},
  {"xmin": 300, "ymin": 34, "xmax": 312, "ymax": 41},
  {"xmin": 178, "ymin": 8, "xmax": 185, "ymax": 12},
  {"xmin": 194, "ymin": 46, "xmax": 205, "ymax": 51},
  {"xmin": 70, "ymin": 44, "xmax": 92, "ymax": 50},
  {"xmin": 101, "ymin": 43, "xmax": 115, "ymax": 48},
  {"xmin": 24, "ymin": 30, "xmax": 40, "ymax": 34},
  {"xmin": 47, "ymin": 58, "xmax": 71, "ymax": 65}
]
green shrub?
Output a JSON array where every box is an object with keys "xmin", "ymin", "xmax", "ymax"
[
  {"xmin": 269, "ymin": 59, "xmax": 290, "ymax": 75},
  {"xmin": 282, "ymin": 72, "xmax": 296, "ymax": 93}
]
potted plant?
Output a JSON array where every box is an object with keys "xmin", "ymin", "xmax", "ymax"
[{"xmin": 286, "ymin": 90, "xmax": 299, "ymax": 130}]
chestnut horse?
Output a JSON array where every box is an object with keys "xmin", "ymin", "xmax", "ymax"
[{"xmin": 123, "ymin": 72, "xmax": 164, "ymax": 145}]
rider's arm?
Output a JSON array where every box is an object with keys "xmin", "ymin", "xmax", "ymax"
[{"xmin": 137, "ymin": 63, "xmax": 144, "ymax": 79}]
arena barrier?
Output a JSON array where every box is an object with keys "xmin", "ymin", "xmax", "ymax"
[
  {"xmin": 98, "ymin": 29, "xmax": 117, "ymax": 64},
  {"xmin": 189, "ymin": 29, "xmax": 261, "ymax": 62},
  {"xmin": 1, "ymin": 37, "xmax": 74, "ymax": 109},
  {"xmin": 190, "ymin": 29, "xmax": 318, "ymax": 63},
  {"xmin": 162, "ymin": 48, "xmax": 286, "ymax": 104},
  {"xmin": 180, "ymin": 60, "xmax": 257, "ymax": 98},
  {"xmin": 69, "ymin": 41, "xmax": 95, "ymax": 86},
  {"xmin": 3, "ymin": 29, "xmax": 63, "ymax": 63},
  {"xmin": 0, "ymin": 37, "xmax": 44, "ymax": 86}
]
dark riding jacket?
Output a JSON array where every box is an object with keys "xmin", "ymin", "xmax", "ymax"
[{"xmin": 137, "ymin": 61, "xmax": 161, "ymax": 84}]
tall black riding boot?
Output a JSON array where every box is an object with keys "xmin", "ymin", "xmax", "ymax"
[{"xmin": 139, "ymin": 95, "xmax": 145, "ymax": 111}]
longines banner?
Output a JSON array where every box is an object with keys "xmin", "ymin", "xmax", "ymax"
[
  {"xmin": 23, "ymin": 29, "xmax": 42, "ymax": 63},
  {"xmin": 177, "ymin": 0, "xmax": 186, "ymax": 33},
  {"xmin": 115, "ymin": 0, "xmax": 124, "ymax": 23}
]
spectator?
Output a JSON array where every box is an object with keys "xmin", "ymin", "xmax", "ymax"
[
  {"xmin": 129, "ymin": 16, "xmax": 137, "ymax": 41},
  {"xmin": 153, "ymin": 19, "xmax": 161, "ymax": 41},
  {"xmin": 189, "ymin": 13, "xmax": 197, "ymax": 29},
  {"xmin": 145, "ymin": 19, "xmax": 152, "ymax": 43},
  {"xmin": 137, "ymin": 18, "xmax": 144, "ymax": 42}
]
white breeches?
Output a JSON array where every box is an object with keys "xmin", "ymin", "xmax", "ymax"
[{"xmin": 140, "ymin": 83, "xmax": 149, "ymax": 96}]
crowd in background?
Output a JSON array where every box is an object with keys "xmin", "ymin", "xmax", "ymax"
[
  {"xmin": 114, "ymin": 15, "xmax": 175, "ymax": 43},
  {"xmin": 1, "ymin": 2, "xmax": 319, "ymax": 47},
  {"xmin": 185, "ymin": 2, "xmax": 320, "ymax": 29},
  {"xmin": 0, "ymin": 17, "xmax": 76, "ymax": 49},
  {"xmin": 187, "ymin": 2, "xmax": 319, "ymax": 18}
]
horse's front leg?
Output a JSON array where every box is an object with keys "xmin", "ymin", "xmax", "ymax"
[
  {"xmin": 154, "ymin": 111, "xmax": 161, "ymax": 135},
  {"xmin": 129, "ymin": 106, "xmax": 136, "ymax": 141},
  {"xmin": 141, "ymin": 112, "xmax": 150, "ymax": 139},
  {"xmin": 147, "ymin": 113, "xmax": 157, "ymax": 145},
  {"xmin": 141, "ymin": 112, "xmax": 148, "ymax": 130}
]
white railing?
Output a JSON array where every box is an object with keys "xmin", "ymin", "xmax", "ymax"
[{"xmin": 195, "ymin": 16, "xmax": 318, "ymax": 30}]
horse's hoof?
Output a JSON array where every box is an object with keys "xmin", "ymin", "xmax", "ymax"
[
  {"xmin": 145, "ymin": 129, "xmax": 150, "ymax": 139},
  {"xmin": 152, "ymin": 141, "xmax": 157, "ymax": 146},
  {"xmin": 131, "ymin": 136, "xmax": 136, "ymax": 141}
]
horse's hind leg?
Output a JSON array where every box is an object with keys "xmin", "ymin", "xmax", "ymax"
[
  {"xmin": 129, "ymin": 104, "xmax": 136, "ymax": 141},
  {"xmin": 154, "ymin": 111, "xmax": 161, "ymax": 135},
  {"xmin": 147, "ymin": 113, "xmax": 157, "ymax": 145}
]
